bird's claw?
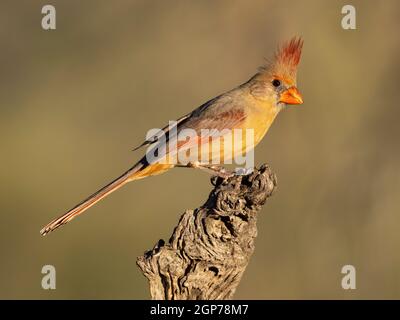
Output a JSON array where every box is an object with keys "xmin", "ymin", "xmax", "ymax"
[{"xmin": 234, "ymin": 167, "xmax": 254, "ymax": 176}]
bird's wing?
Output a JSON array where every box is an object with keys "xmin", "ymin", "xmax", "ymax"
[
  {"xmin": 132, "ymin": 113, "xmax": 191, "ymax": 151},
  {"xmin": 179, "ymin": 96, "xmax": 246, "ymax": 136},
  {"xmin": 151, "ymin": 94, "xmax": 247, "ymax": 162},
  {"xmin": 132, "ymin": 94, "xmax": 230, "ymax": 152},
  {"xmin": 135, "ymin": 93, "xmax": 247, "ymax": 166}
]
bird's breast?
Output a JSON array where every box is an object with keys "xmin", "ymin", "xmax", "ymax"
[{"xmin": 244, "ymin": 102, "xmax": 279, "ymax": 147}]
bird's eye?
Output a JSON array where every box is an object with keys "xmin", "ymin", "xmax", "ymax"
[{"xmin": 272, "ymin": 79, "xmax": 281, "ymax": 87}]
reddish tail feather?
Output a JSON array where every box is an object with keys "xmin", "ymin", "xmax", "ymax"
[{"xmin": 40, "ymin": 164, "xmax": 143, "ymax": 236}]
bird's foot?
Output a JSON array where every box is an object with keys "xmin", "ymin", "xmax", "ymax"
[{"xmin": 234, "ymin": 167, "xmax": 254, "ymax": 176}]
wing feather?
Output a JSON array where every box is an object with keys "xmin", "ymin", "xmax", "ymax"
[{"xmin": 134, "ymin": 93, "xmax": 247, "ymax": 165}]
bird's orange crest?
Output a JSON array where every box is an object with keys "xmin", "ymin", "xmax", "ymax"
[
  {"xmin": 273, "ymin": 36, "xmax": 303, "ymax": 80},
  {"xmin": 276, "ymin": 37, "xmax": 303, "ymax": 70},
  {"xmin": 258, "ymin": 36, "xmax": 303, "ymax": 83}
]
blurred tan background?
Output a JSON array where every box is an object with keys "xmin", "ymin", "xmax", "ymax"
[{"xmin": 1, "ymin": 0, "xmax": 399, "ymax": 299}]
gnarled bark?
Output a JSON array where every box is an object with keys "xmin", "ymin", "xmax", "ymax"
[{"xmin": 136, "ymin": 164, "xmax": 277, "ymax": 300}]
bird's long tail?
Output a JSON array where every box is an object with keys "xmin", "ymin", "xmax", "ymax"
[{"xmin": 40, "ymin": 162, "xmax": 171, "ymax": 236}]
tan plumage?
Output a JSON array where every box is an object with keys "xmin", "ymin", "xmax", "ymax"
[{"xmin": 40, "ymin": 37, "xmax": 304, "ymax": 236}]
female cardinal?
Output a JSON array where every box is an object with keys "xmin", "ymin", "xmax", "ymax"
[{"xmin": 40, "ymin": 37, "xmax": 303, "ymax": 236}]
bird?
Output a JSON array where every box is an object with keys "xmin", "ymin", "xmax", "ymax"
[{"xmin": 40, "ymin": 37, "xmax": 304, "ymax": 236}]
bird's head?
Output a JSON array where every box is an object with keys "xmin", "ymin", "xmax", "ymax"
[{"xmin": 251, "ymin": 37, "xmax": 304, "ymax": 108}]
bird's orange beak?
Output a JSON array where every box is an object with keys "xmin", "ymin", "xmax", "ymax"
[{"xmin": 279, "ymin": 86, "xmax": 303, "ymax": 105}]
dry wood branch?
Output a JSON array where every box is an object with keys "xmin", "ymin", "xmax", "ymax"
[{"xmin": 136, "ymin": 164, "xmax": 277, "ymax": 300}]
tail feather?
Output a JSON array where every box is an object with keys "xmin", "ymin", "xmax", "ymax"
[{"xmin": 40, "ymin": 163, "xmax": 144, "ymax": 236}]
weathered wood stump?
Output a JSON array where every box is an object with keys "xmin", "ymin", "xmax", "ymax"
[{"xmin": 137, "ymin": 164, "xmax": 277, "ymax": 300}]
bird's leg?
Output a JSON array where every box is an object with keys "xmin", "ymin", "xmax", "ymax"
[
  {"xmin": 176, "ymin": 162, "xmax": 235, "ymax": 178},
  {"xmin": 201, "ymin": 164, "xmax": 235, "ymax": 178}
]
